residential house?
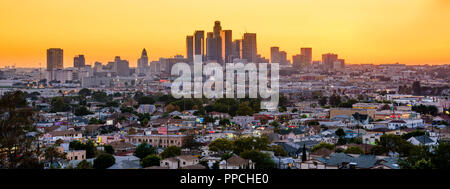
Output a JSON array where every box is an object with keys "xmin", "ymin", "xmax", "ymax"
[
  {"xmin": 219, "ymin": 155, "xmax": 255, "ymax": 169},
  {"xmin": 160, "ymin": 155, "xmax": 199, "ymax": 169},
  {"xmin": 407, "ymin": 135, "xmax": 438, "ymax": 146}
]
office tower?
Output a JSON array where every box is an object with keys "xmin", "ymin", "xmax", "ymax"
[
  {"xmin": 47, "ymin": 48, "xmax": 63, "ymax": 81},
  {"xmin": 206, "ymin": 21, "xmax": 223, "ymax": 63},
  {"xmin": 159, "ymin": 55, "xmax": 189, "ymax": 74},
  {"xmin": 137, "ymin": 48, "xmax": 149, "ymax": 76},
  {"xmin": 322, "ymin": 53, "xmax": 339, "ymax": 70},
  {"xmin": 241, "ymin": 33, "xmax": 257, "ymax": 63},
  {"xmin": 300, "ymin": 48, "xmax": 312, "ymax": 66},
  {"xmin": 206, "ymin": 32, "xmax": 218, "ymax": 62},
  {"xmin": 279, "ymin": 51, "xmax": 288, "ymax": 65},
  {"xmin": 194, "ymin": 30, "xmax": 205, "ymax": 61},
  {"xmin": 73, "ymin": 55, "xmax": 85, "ymax": 68},
  {"xmin": 220, "ymin": 30, "xmax": 232, "ymax": 63},
  {"xmin": 270, "ymin": 47, "xmax": 288, "ymax": 65},
  {"xmin": 113, "ymin": 56, "xmax": 130, "ymax": 77},
  {"xmin": 47, "ymin": 48, "xmax": 63, "ymax": 71},
  {"xmin": 149, "ymin": 61, "xmax": 161, "ymax": 75},
  {"xmin": 213, "ymin": 21, "xmax": 222, "ymax": 37},
  {"xmin": 231, "ymin": 40, "xmax": 241, "ymax": 61},
  {"xmin": 292, "ymin": 54, "xmax": 305, "ymax": 69},
  {"xmin": 186, "ymin": 35, "xmax": 194, "ymax": 63},
  {"xmin": 271, "ymin": 47, "xmax": 280, "ymax": 64}
]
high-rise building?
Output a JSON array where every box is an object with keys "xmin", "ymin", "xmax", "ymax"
[
  {"xmin": 231, "ymin": 40, "xmax": 241, "ymax": 61},
  {"xmin": 113, "ymin": 56, "xmax": 130, "ymax": 77},
  {"xmin": 270, "ymin": 47, "xmax": 289, "ymax": 65},
  {"xmin": 300, "ymin": 48, "xmax": 312, "ymax": 66},
  {"xmin": 322, "ymin": 53, "xmax": 339, "ymax": 70},
  {"xmin": 220, "ymin": 30, "xmax": 232, "ymax": 63},
  {"xmin": 241, "ymin": 33, "xmax": 257, "ymax": 63},
  {"xmin": 206, "ymin": 21, "xmax": 223, "ymax": 63},
  {"xmin": 271, "ymin": 47, "xmax": 280, "ymax": 64},
  {"xmin": 213, "ymin": 21, "xmax": 222, "ymax": 38},
  {"xmin": 159, "ymin": 55, "xmax": 189, "ymax": 74},
  {"xmin": 292, "ymin": 54, "xmax": 306, "ymax": 69},
  {"xmin": 186, "ymin": 36, "xmax": 194, "ymax": 63},
  {"xmin": 73, "ymin": 55, "xmax": 85, "ymax": 68},
  {"xmin": 137, "ymin": 48, "xmax": 149, "ymax": 76},
  {"xmin": 206, "ymin": 32, "xmax": 218, "ymax": 62},
  {"xmin": 47, "ymin": 48, "xmax": 63, "ymax": 81},
  {"xmin": 193, "ymin": 30, "xmax": 205, "ymax": 61},
  {"xmin": 279, "ymin": 51, "xmax": 288, "ymax": 65}
]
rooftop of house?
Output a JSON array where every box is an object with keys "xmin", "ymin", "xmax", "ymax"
[
  {"xmin": 177, "ymin": 155, "xmax": 198, "ymax": 162},
  {"xmin": 410, "ymin": 135, "xmax": 434, "ymax": 144},
  {"xmin": 182, "ymin": 164, "xmax": 206, "ymax": 169},
  {"xmin": 225, "ymin": 155, "xmax": 250, "ymax": 166},
  {"xmin": 325, "ymin": 153, "xmax": 378, "ymax": 169}
]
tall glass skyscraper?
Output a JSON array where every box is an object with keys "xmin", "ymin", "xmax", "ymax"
[
  {"xmin": 194, "ymin": 30, "xmax": 205, "ymax": 61},
  {"xmin": 241, "ymin": 33, "xmax": 257, "ymax": 63},
  {"xmin": 186, "ymin": 35, "xmax": 194, "ymax": 63}
]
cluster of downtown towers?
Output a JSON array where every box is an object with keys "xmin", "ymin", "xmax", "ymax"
[
  {"xmin": 45, "ymin": 21, "xmax": 346, "ymax": 80},
  {"xmin": 185, "ymin": 21, "xmax": 344, "ymax": 69},
  {"xmin": 186, "ymin": 21, "xmax": 314, "ymax": 67}
]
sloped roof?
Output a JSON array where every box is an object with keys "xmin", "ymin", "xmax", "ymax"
[
  {"xmin": 380, "ymin": 157, "xmax": 400, "ymax": 169},
  {"xmin": 352, "ymin": 155, "xmax": 377, "ymax": 169},
  {"xmin": 326, "ymin": 153, "xmax": 353, "ymax": 166},
  {"xmin": 411, "ymin": 135, "xmax": 434, "ymax": 144},
  {"xmin": 183, "ymin": 164, "xmax": 206, "ymax": 169},
  {"xmin": 177, "ymin": 155, "xmax": 198, "ymax": 162},
  {"xmin": 325, "ymin": 153, "xmax": 377, "ymax": 169},
  {"xmin": 226, "ymin": 155, "xmax": 249, "ymax": 166}
]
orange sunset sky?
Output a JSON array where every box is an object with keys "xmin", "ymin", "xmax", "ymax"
[{"xmin": 1, "ymin": 0, "xmax": 450, "ymax": 68}]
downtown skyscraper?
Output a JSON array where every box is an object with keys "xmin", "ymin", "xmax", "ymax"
[
  {"xmin": 221, "ymin": 30, "xmax": 233, "ymax": 63},
  {"xmin": 186, "ymin": 36, "xmax": 194, "ymax": 63},
  {"xmin": 241, "ymin": 33, "xmax": 257, "ymax": 63},
  {"xmin": 206, "ymin": 32, "xmax": 218, "ymax": 62},
  {"xmin": 193, "ymin": 30, "xmax": 205, "ymax": 61},
  {"xmin": 206, "ymin": 21, "xmax": 225, "ymax": 63},
  {"xmin": 231, "ymin": 40, "xmax": 241, "ymax": 61},
  {"xmin": 188, "ymin": 21, "xmax": 235, "ymax": 64}
]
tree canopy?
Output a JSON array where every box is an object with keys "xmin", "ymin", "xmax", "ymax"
[
  {"xmin": 160, "ymin": 146, "xmax": 181, "ymax": 159},
  {"xmin": 93, "ymin": 153, "xmax": 115, "ymax": 169},
  {"xmin": 134, "ymin": 142, "xmax": 157, "ymax": 159}
]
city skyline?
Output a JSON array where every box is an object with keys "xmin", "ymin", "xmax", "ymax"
[{"xmin": 1, "ymin": 0, "xmax": 450, "ymax": 67}]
